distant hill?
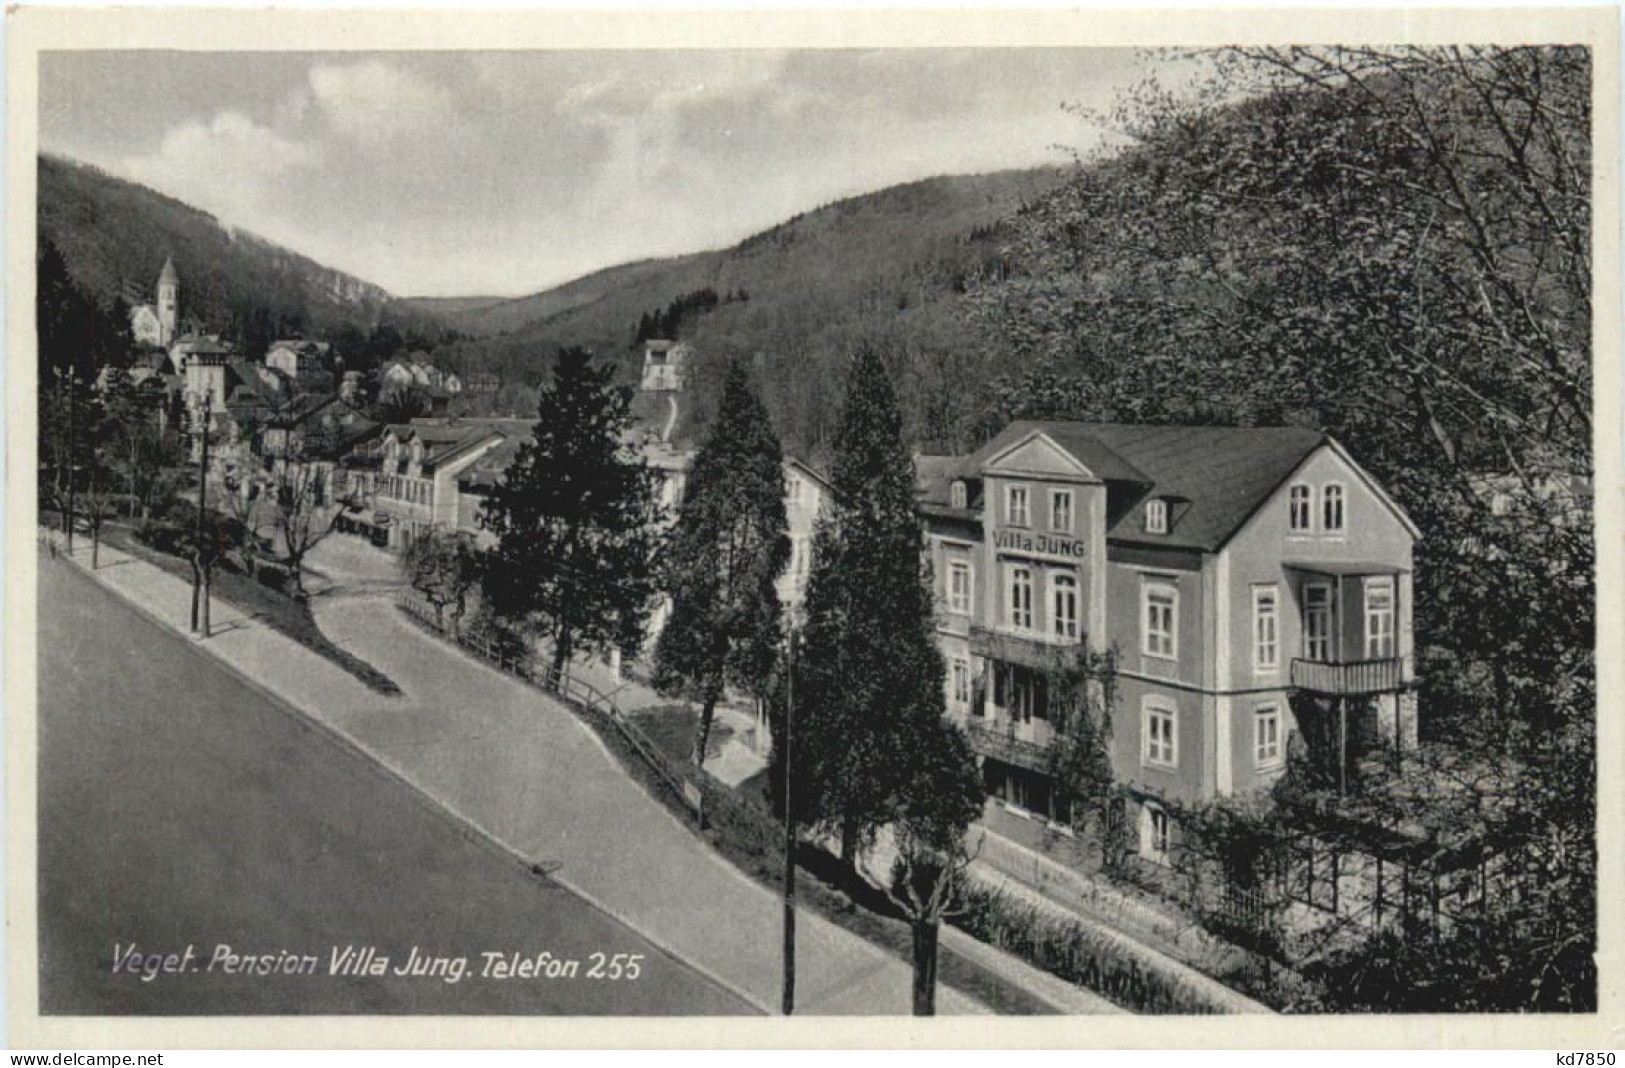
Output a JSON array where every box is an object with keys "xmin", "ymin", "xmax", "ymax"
[
  {"xmin": 37, "ymin": 154, "xmax": 448, "ymax": 354},
  {"xmin": 407, "ymin": 169, "xmax": 1061, "ymax": 348},
  {"xmin": 405, "ymin": 167, "xmax": 1066, "ymax": 456}
]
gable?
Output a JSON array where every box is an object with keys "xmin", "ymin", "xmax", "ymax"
[
  {"xmin": 1232, "ymin": 441, "xmax": 1419, "ymax": 551},
  {"xmin": 983, "ymin": 431, "xmax": 1100, "ymax": 483}
]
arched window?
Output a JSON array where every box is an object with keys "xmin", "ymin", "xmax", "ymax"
[
  {"xmin": 1289, "ymin": 483, "xmax": 1313, "ymax": 532},
  {"xmin": 1145, "ymin": 498, "xmax": 1168, "ymax": 534},
  {"xmin": 1051, "ymin": 573, "xmax": 1079, "ymax": 639},
  {"xmin": 950, "ymin": 480, "xmax": 967, "ymax": 509},
  {"xmin": 1322, "ymin": 483, "xmax": 1345, "ymax": 532},
  {"xmin": 1007, "ymin": 565, "xmax": 1033, "ymax": 631}
]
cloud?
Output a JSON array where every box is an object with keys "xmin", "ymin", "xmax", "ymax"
[
  {"xmin": 56, "ymin": 49, "xmax": 1161, "ymax": 295},
  {"xmin": 123, "ymin": 109, "xmax": 316, "ymax": 202},
  {"xmin": 308, "ymin": 59, "xmax": 453, "ymax": 144}
]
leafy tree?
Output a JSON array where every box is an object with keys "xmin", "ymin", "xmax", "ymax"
[
  {"xmin": 965, "ymin": 46, "xmax": 1594, "ymax": 1010},
  {"xmin": 371, "ymin": 384, "xmax": 431, "ymax": 424},
  {"xmin": 1043, "ymin": 644, "xmax": 1130, "ymax": 869},
  {"xmin": 401, "ymin": 528, "xmax": 483, "ymax": 636},
  {"xmin": 651, "ymin": 359, "xmax": 791, "ymax": 768},
  {"xmin": 480, "ymin": 347, "xmax": 663, "ymax": 683},
  {"xmin": 99, "ymin": 366, "xmax": 176, "ymax": 520},
  {"xmin": 873, "ymin": 717, "xmax": 985, "ymax": 1015}
]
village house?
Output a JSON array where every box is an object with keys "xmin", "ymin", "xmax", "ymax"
[
  {"xmin": 265, "ymin": 339, "xmax": 334, "ymax": 381},
  {"xmin": 337, "ymin": 418, "xmax": 529, "ymax": 550},
  {"xmin": 639, "ymin": 339, "xmax": 691, "ymax": 392},
  {"xmin": 379, "ymin": 354, "xmax": 462, "ymax": 397},
  {"xmin": 916, "ymin": 421, "xmax": 1420, "ymax": 865}
]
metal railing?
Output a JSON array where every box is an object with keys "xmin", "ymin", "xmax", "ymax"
[
  {"xmin": 1289, "ymin": 656, "xmax": 1406, "ymax": 696},
  {"xmin": 966, "ymin": 719, "xmax": 1053, "ymax": 772},
  {"xmin": 395, "ymin": 590, "xmax": 779, "ymax": 844}
]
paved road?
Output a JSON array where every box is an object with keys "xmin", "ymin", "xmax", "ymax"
[
  {"xmin": 301, "ymin": 540, "xmax": 987, "ymax": 1015},
  {"xmin": 36, "ymin": 552, "xmax": 753, "ymax": 1016}
]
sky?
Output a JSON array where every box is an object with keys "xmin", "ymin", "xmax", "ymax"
[{"xmin": 40, "ymin": 49, "xmax": 1157, "ymax": 297}]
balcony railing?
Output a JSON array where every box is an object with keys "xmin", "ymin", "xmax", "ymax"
[
  {"xmin": 965, "ymin": 720, "xmax": 1052, "ymax": 773},
  {"xmin": 1290, "ymin": 656, "xmax": 1407, "ymax": 696},
  {"xmin": 969, "ymin": 624, "xmax": 1086, "ymax": 673}
]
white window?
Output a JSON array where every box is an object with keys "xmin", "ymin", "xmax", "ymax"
[
  {"xmin": 1253, "ymin": 585, "xmax": 1279, "ymax": 671},
  {"xmin": 1142, "ymin": 804, "xmax": 1172, "ymax": 863},
  {"xmin": 787, "ymin": 476, "xmax": 802, "ymax": 505},
  {"xmin": 1008, "ymin": 565, "xmax": 1034, "ymax": 630},
  {"xmin": 950, "ymin": 480, "xmax": 967, "ymax": 509},
  {"xmin": 947, "ymin": 560, "xmax": 972, "ymax": 615},
  {"xmin": 1051, "ymin": 573, "xmax": 1079, "ymax": 640},
  {"xmin": 1323, "ymin": 483, "xmax": 1345, "ymax": 533},
  {"xmin": 1255, "ymin": 704, "xmax": 1283, "ymax": 768},
  {"xmin": 1143, "ymin": 698, "xmax": 1178, "ymax": 768},
  {"xmin": 1007, "ymin": 485, "xmax": 1030, "ymax": 527},
  {"xmin": 1145, "ymin": 498, "xmax": 1168, "ymax": 534},
  {"xmin": 1365, "ymin": 577, "xmax": 1396, "ymax": 658},
  {"xmin": 951, "ymin": 658, "xmax": 971, "ymax": 708},
  {"xmin": 1051, "ymin": 489, "xmax": 1073, "ymax": 531},
  {"xmin": 1142, "ymin": 579, "xmax": 1177, "ymax": 659},
  {"xmin": 1289, "ymin": 483, "xmax": 1313, "ymax": 532},
  {"xmin": 1303, "ymin": 582, "xmax": 1333, "ymax": 662}
]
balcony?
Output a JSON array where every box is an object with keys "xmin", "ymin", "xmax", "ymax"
[
  {"xmin": 965, "ymin": 719, "xmax": 1052, "ymax": 773},
  {"xmin": 969, "ymin": 624, "xmax": 1086, "ymax": 673},
  {"xmin": 1290, "ymin": 657, "xmax": 1408, "ymax": 697}
]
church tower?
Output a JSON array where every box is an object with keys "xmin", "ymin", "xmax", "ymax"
[{"xmin": 156, "ymin": 256, "xmax": 179, "ymax": 346}]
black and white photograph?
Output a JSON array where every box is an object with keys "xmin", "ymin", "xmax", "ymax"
[{"xmin": 7, "ymin": 6, "xmax": 1618, "ymax": 1047}]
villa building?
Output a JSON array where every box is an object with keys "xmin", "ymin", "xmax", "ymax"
[{"xmin": 917, "ymin": 421, "xmax": 1420, "ymax": 862}]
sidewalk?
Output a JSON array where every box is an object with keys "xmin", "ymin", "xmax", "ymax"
[{"xmin": 59, "ymin": 538, "xmax": 1023, "ymax": 1015}]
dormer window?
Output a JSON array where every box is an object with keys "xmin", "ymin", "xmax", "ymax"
[
  {"xmin": 1144, "ymin": 498, "xmax": 1168, "ymax": 534},
  {"xmin": 950, "ymin": 480, "xmax": 967, "ymax": 509}
]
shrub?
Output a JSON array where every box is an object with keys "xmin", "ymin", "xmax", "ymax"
[
  {"xmin": 952, "ymin": 880, "xmax": 1225, "ymax": 1014},
  {"xmin": 257, "ymin": 565, "xmax": 289, "ymax": 593}
]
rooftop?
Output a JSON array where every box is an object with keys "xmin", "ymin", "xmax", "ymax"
[{"xmin": 944, "ymin": 421, "xmax": 1333, "ymax": 551}]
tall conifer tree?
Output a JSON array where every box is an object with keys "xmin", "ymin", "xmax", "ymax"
[
  {"xmin": 652, "ymin": 359, "xmax": 790, "ymax": 768},
  {"xmin": 776, "ymin": 349, "xmax": 981, "ymax": 846},
  {"xmin": 481, "ymin": 347, "xmax": 662, "ymax": 681},
  {"xmin": 774, "ymin": 348, "xmax": 981, "ymax": 1012}
]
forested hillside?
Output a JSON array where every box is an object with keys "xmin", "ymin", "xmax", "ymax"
[
  {"xmin": 411, "ymin": 168, "xmax": 1066, "ymax": 451},
  {"xmin": 38, "ymin": 155, "xmax": 449, "ymax": 358},
  {"xmin": 965, "ymin": 46, "xmax": 1593, "ymax": 1012}
]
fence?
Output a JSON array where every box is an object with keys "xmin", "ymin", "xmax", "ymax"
[{"xmin": 395, "ymin": 590, "xmax": 777, "ymax": 840}]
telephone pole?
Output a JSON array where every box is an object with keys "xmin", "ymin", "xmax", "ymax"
[
  {"xmin": 191, "ymin": 403, "xmax": 211, "ymax": 637},
  {"xmin": 781, "ymin": 626, "xmax": 797, "ymax": 1016}
]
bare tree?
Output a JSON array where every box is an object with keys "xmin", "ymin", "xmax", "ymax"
[
  {"xmin": 220, "ymin": 465, "xmax": 269, "ymax": 578},
  {"xmin": 400, "ymin": 528, "xmax": 483, "ymax": 635},
  {"xmin": 270, "ymin": 461, "xmax": 356, "ymax": 597}
]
